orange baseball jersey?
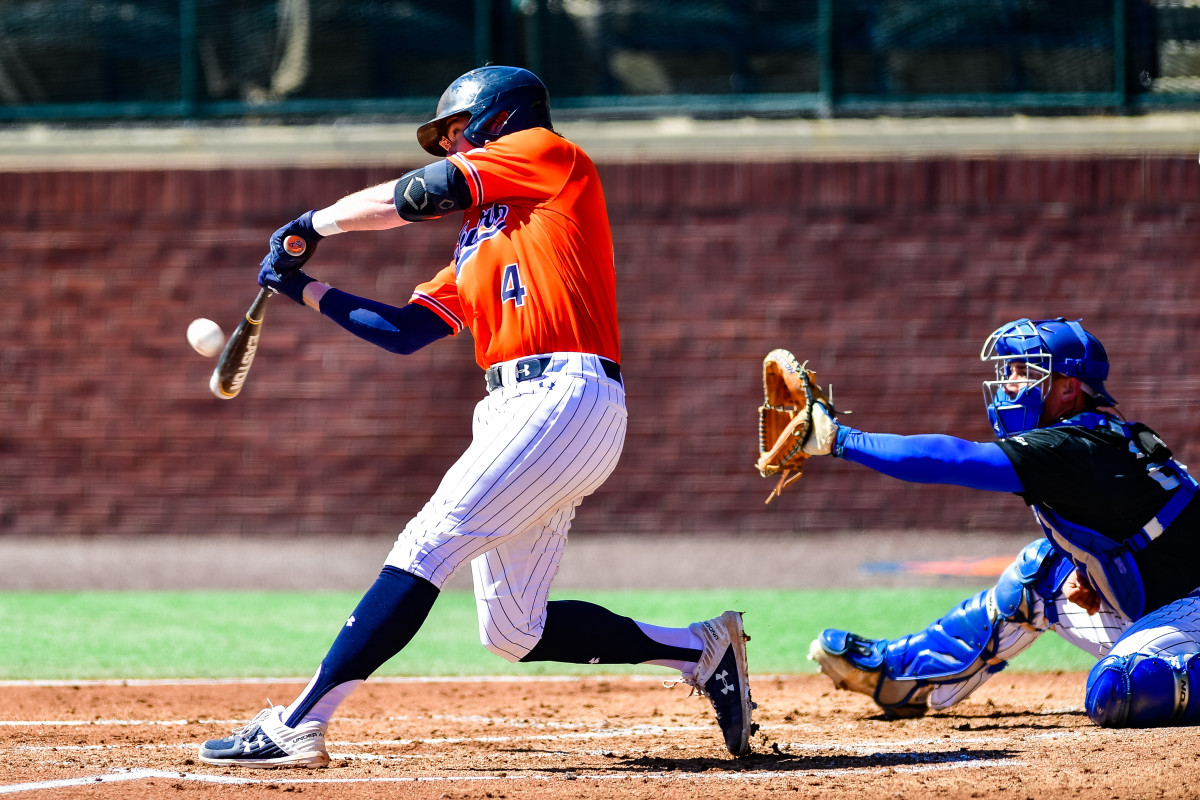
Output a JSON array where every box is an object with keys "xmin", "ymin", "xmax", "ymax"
[{"xmin": 409, "ymin": 127, "xmax": 620, "ymax": 369}]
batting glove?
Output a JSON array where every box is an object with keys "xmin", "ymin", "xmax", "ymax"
[
  {"xmin": 259, "ymin": 261, "xmax": 317, "ymax": 305},
  {"xmin": 263, "ymin": 210, "xmax": 323, "ymax": 274}
]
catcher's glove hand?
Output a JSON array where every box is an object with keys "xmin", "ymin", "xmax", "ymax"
[{"xmin": 756, "ymin": 349, "xmax": 840, "ymax": 504}]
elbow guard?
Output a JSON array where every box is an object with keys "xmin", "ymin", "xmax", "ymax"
[{"xmin": 394, "ymin": 161, "xmax": 472, "ymax": 221}]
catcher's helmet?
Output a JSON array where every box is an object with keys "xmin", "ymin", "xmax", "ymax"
[
  {"xmin": 981, "ymin": 317, "xmax": 1115, "ymax": 438},
  {"xmin": 417, "ymin": 66, "xmax": 552, "ymax": 157}
]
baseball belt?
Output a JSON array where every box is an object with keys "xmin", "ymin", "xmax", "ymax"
[{"xmin": 485, "ymin": 356, "xmax": 621, "ymax": 391}]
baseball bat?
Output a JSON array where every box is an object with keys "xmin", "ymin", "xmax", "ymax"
[{"xmin": 210, "ymin": 288, "xmax": 272, "ymax": 399}]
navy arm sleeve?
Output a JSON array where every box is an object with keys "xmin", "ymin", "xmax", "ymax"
[
  {"xmin": 836, "ymin": 426, "xmax": 1023, "ymax": 492},
  {"xmin": 318, "ymin": 289, "xmax": 452, "ymax": 355}
]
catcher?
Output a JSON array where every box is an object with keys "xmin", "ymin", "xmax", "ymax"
[{"xmin": 756, "ymin": 319, "xmax": 1200, "ymax": 728}]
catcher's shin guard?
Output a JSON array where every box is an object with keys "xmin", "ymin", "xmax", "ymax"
[
  {"xmin": 813, "ymin": 539, "xmax": 1071, "ymax": 717},
  {"xmin": 811, "ymin": 599, "xmax": 1015, "ymax": 717},
  {"xmin": 1086, "ymin": 652, "xmax": 1200, "ymax": 727},
  {"xmin": 809, "ymin": 630, "xmax": 931, "ymax": 718},
  {"xmin": 813, "ymin": 591, "xmax": 1008, "ymax": 717}
]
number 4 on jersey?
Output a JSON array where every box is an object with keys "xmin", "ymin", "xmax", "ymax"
[{"xmin": 500, "ymin": 263, "xmax": 527, "ymax": 307}]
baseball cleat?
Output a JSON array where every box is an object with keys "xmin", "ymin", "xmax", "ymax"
[
  {"xmin": 681, "ymin": 610, "xmax": 756, "ymax": 757},
  {"xmin": 809, "ymin": 629, "xmax": 928, "ymax": 719},
  {"xmin": 198, "ymin": 704, "xmax": 329, "ymax": 768}
]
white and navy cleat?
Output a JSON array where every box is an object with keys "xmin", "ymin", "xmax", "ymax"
[
  {"xmin": 679, "ymin": 610, "xmax": 756, "ymax": 756},
  {"xmin": 198, "ymin": 704, "xmax": 329, "ymax": 768}
]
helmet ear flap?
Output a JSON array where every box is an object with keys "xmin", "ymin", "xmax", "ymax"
[{"xmin": 481, "ymin": 110, "xmax": 510, "ymax": 136}]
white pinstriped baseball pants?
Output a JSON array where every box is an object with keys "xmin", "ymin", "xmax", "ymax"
[{"xmin": 384, "ymin": 352, "xmax": 627, "ymax": 662}]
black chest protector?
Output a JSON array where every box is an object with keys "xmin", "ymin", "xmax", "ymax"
[{"xmin": 1032, "ymin": 412, "xmax": 1198, "ymax": 620}]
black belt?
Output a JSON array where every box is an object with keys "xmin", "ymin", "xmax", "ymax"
[{"xmin": 485, "ymin": 357, "xmax": 621, "ymax": 391}]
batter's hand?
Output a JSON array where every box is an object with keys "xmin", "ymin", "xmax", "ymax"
[
  {"xmin": 264, "ymin": 210, "xmax": 323, "ymax": 274},
  {"xmin": 1064, "ymin": 569, "xmax": 1100, "ymax": 615},
  {"xmin": 259, "ymin": 262, "xmax": 317, "ymax": 305}
]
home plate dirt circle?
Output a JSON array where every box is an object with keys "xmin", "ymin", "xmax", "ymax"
[{"xmin": 1, "ymin": 673, "xmax": 1195, "ymax": 800}]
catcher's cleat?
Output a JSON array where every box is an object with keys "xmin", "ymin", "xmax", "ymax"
[
  {"xmin": 808, "ymin": 630, "xmax": 929, "ymax": 719},
  {"xmin": 198, "ymin": 704, "xmax": 329, "ymax": 768},
  {"xmin": 676, "ymin": 610, "xmax": 756, "ymax": 757}
]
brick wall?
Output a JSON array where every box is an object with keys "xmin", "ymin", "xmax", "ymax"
[{"xmin": 3, "ymin": 156, "xmax": 1199, "ymax": 540}]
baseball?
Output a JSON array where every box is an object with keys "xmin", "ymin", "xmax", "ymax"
[{"xmin": 187, "ymin": 317, "xmax": 225, "ymax": 358}]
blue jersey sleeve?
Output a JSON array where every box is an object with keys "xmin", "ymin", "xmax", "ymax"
[
  {"xmin": 836, "ymin": 426, "xmax": 1022, "ymax": 492},
  {"xmin": 319, "ymin": 289, "xmax": 452, "ymax": 354}
]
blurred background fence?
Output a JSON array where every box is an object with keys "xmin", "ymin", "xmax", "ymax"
[{"xmin": 2, "ymin": 0, "xmax": 1200, "ymax": 122}]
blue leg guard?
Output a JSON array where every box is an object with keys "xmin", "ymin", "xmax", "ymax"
[
  {"xmin": 1086, "ymin": 652, "xmax": 1200, "ymax": 727},
  {"xmin": 813, "ymin": 539, "xmax": 1073, "ymax": 718},
  {"xmin": 874, "ymin": 589, "xmax": 1003, "ymax": 710},
  {"xmin": 875, "ymin": 539, "xmax": 1074, "ymax": 710},
  {"xmin": 811, "ymin": 590, "xmax": 1002, "ymax": 717}
]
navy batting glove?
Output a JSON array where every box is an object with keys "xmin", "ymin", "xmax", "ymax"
[
  {"xmin": 264, "ymin": 210, "xmax": 323, "ymax": 274},
  {"xmin": 259, "ymin": 260, "xmax": 318, "ymax": 305}
]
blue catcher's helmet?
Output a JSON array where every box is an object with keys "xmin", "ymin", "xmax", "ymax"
[
  {"xmin": 980, "ymin": 317, "xmax": 1117, "ymax": 438},
  {"xmin": 417, "ymin": 66, "xmax": 552, "ymax": 157}
]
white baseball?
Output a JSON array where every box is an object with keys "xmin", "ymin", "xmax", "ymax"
[{"xmin": 187, "ymin": 318, "xmax": 225, "ymax": 358}]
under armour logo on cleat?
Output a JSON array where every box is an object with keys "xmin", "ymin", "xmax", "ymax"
[
  {"xmin": 346, "ymin": 615, "xmax": 356, "ymax": 627},
  {"xmin": 715, "ymin": 669, "xmax": 735, "ymax": 695}
]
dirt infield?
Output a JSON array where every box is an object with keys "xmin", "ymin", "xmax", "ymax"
[{"xmin": 4, "ymin": 673, "xmax": 1197, "ymax": 800}]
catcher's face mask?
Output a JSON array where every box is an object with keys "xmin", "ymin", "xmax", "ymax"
[
  {"xmin": 981, "ymin": 319, "xmax": 1055, "ymax": 438},
  {"xmin": 981, "ymin": 317, "xmax": 1116, "ymax": 438}
]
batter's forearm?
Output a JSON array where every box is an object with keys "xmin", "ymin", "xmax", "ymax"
[
  {"xmin": 312, "ymin": 180, "xmax": 409, "ymax": 233},
  {"xmin": 301, "ymin": 281, "xmax": 331, "ymax": 310},
  {"xmin": 317, "ymin": 290, "xmax": 452, "ymax": 354}
]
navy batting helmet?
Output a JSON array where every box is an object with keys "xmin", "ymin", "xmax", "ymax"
[
  {"xmin": 417, "ymin": 66, "xmax": 553, "ymax": 157},
  {"xmin": 981, "ymin": 317, "xmax": 1116, "ymax": 437}
]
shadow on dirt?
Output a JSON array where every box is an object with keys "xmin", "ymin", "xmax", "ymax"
[{"xmin": 484, "ymin": 747, "xmax": 1021, "ymax": 775}]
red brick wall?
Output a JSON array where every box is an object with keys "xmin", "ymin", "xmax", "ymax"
[{"xmin": 3, "ymin": 156, "xmax": 1199, "ymax": 539}]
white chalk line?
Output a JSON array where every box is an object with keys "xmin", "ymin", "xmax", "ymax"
[
  {"xmin": 11, "ymin": 722, "xmax": 713, "ymax": 758},
  {"xmin": 0, "ymin": 757, "xmax": 1025, "ymax": 795},
  {"xmin": 0, "ymin": 674, "xmax": 692, "ymax": 688},
  {"xmin": 2, "ymin": 717, "xmax": 1028, "ymax": 791}
]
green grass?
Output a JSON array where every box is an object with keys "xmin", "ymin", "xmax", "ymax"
[{"xmin": 0, "ymin": 589, "xmax": 1096, "ymax": 681}]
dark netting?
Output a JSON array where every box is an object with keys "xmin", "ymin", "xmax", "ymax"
[
  {"xmin": 0, "ymin": 0, "xmax": 183, "ymax": 104},
  {"xmin": 0, "ymin": 0, "xmax": 1195, "ymax": 119},
  {"xmin": 1154, "ymin": 0, "xmax": 1200, "ymax": 95},
  {"xmin": 533, "ymin": 0, "xmax": 822, "ymax": 97}
]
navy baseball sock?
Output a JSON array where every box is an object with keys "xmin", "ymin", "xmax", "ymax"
[
  {"xmin": 519, "ymin": 600, "xmax": 702, "ymax": 665},
  {"xmin": 284, "ymin": 566, "xmax": 438, "ymax": 727}
]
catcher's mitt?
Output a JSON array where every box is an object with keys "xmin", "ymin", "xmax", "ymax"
[{"xmin": 756, "ymin": 349, "xmax": 837, "ymax": 504}]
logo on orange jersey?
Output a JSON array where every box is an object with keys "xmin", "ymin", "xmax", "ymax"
[{"xmin": 454, "ymin": 203, "xmax": 509, "ymax": 275}]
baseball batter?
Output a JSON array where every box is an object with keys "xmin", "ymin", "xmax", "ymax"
[
  {"xmin": 198, "ymin": 66, "xmax": 754, "ymax": 767},
  {"xmin": 803, "ymin": 317, "xmax": 1200, "ymax": 727}
]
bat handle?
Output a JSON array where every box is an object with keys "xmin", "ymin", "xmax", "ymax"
[{"xmin": 246, "ymin": 287, "xmax": 273, "ymax": 323}]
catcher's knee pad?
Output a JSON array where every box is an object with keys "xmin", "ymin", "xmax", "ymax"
[
  {"xmin": 1086, "ymin": 652, "xmax": 1200, "ymax": 727},
  {"xmin": 991, "ymin": 538, "xmax": 1075, "ymax": 625}
]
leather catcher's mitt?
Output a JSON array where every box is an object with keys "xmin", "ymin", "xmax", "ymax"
[{"xmin": 756, "ymin": 349, "xmax": 835, "ymax": 504}]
